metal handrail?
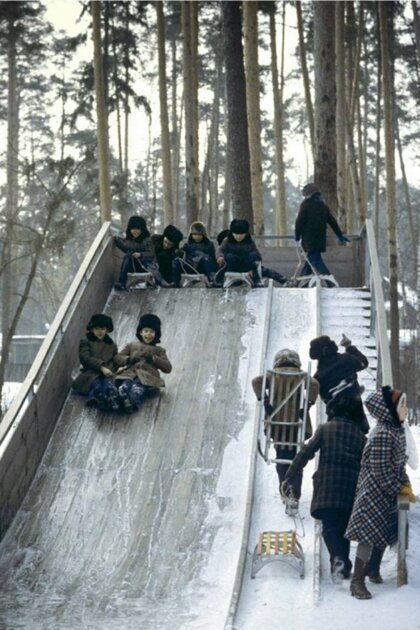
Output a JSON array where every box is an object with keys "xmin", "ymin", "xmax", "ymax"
[{"xmin": 0, "ymin": 221, "xmax": 112, "ymax": 449}]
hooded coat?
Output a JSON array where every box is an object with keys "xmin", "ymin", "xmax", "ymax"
[
  {"xmin": 345, "ymin": 390, "xmax": 409, "ymax": 547},
  {"xmin": 285, "ymin": 414, "xmax": 366, "ymax": 518},
  {"xmin": 295, "ymin": 192, "xmax": 343, "ymax": 252},
  {"xmin": 114, "ymin": 340, "xmax": 172, "ymax": 388},
  {"xmin": 73, "ymin": 332, "xmax": 119, "ymax": 395}
]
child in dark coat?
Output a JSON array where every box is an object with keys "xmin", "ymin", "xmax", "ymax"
[
  {"xmin": 114, "ymin": 314, "xmax": 172, "ymax": 413},
  {"xmin": 151, "ymin": 224, "xmax": 184, "ymax": 285},
  {"xmin": 173, "ymin": 221, "xmax": 217, "ymax": 286},
  {"xmin": 113, "ymin": 215, "xmax": 159, "ymax": 289},
  {"xmin": 295, "ymin": 183, "xmax": 349, "ymax": 276},
  {"xmin": 215, "ymin": 218, "xmax": 263, "ymax": 286},
  {"xmin": 73, "ymin": 313, "xmax": 120, "ymax": 411}
]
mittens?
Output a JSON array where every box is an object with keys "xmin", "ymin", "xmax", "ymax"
[
  {"xmin": 400, "ymin": 482, "xmax": 417, "ymax": 503},
  {"xmin": 340, "ymin": 333, "xmax": 352, "ymax": 348}
]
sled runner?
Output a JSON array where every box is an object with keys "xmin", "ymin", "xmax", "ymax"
[
  {"xmin": 180, "ymin": 273, "xmax": 210, "ymax": 288},
  {"xmin": 251, "ymin": 530, "xmax": 304, "ymax": 579},
  {"xmin": 290, "ymin": 243, "xmax": 339, "ymax": 288}
]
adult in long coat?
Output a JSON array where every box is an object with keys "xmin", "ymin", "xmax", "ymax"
[
  {"xmin": 345, "ymin": 387, "xmax": 416, "ymax": 599},
  {"xmin": 294, "ymin": 183, "xmax": 349, "ymax": 276},
  {"xmin": 283, "ymin": 396, "xmax": 366, "ymax": 580}
]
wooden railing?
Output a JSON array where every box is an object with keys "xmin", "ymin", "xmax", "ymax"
[{"xmin": 0, "ymin": 221, "xmax": 114, "ymax": 539}]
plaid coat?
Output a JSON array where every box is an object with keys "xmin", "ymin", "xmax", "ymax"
[
  {"xmin": 345, "ymin": 390, "xmax": 409, "ymax": 547},
  {"xmin": 285, "ymin": 416, "xmax": 366, "ymax": 518}
]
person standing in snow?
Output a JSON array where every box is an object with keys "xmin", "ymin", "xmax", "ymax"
[
  {"xmin": 345, "ymin": 387, "xmax": 416, "ymax": 600},
  {"xmin": 283, "ymin": 396, "xmax": 367, "ymax": 582},
  {"xmin": 309, "ymin": 333, "xmax": 370, "ymax": 434},
  {"xmin": 252, "ymin": 349, "xmax": 319, "ymax": 513},
  {"xmin": 295, "ymin": 183, "xmax": 350, "ymax": 277}
]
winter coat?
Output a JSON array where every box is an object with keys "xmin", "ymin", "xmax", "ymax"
[
  {"xmin": 114, "ymin": 339, "xmax": 172, "ymax": 388},
  {"xmin": 215, "ymin": 233, "xmax": 261, "ymax": 261},
  {"xmin": 252, "ymin": 367, "xmax": 319, "ymax": 442},
  {"xmin": 114, "ymin": 230, "xmax": 156, "ymax": 263},
  {"xmin": 295, "ymin": 193, "xmax": 343, "ymax": 253},
  {"xmin": 345, "ymin": 390, "xmax": 409, "ymax": 547},
  {"xmin": 285, "ymin": 415, "xmax": 366, "ymax": 518},
  {"xmin": 152, "ymin": 234, "xmax": 183, "ymax": 282},
  {"xmin": 182, "ymin": 237, "xmax": 216, "ymax": 266},
  {"xmin": 73, "ymin": 333, "xmax": 119, "ymax": 395},
  {"xmin": 314, "ymin": 345, "xmax": 368, "ymax": 403}
]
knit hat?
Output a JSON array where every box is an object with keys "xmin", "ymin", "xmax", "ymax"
[
  {"xmin": 87, "ymin": 313, "xmax": 113, "ymax": 332},
  {"xmin": 189, "ymin": 221, "xmax": 207, "ymax": 236},
  {"xmin": 230, "ymin": 218, "xmax": 250, "ymax": 234},
  {"xmin": 163, "ymin": 224, "xmax": 183, "ymax": 246},
  {"xmin": 136, "ymin": 313, "xmax": 161, "ymax": 344},
  {"xmin": 126, "ymin": 215, "xmax": 147, "ymax": 233},
  {"xmin": 309, "ymin": 335, "xmax": 338, "ymax": 360},
  {"xmin": 273, "ymin": 348, "xmax": 302, "ymax": 369},
  {"xmin": 302, "ymin": 183, "xmax": 320, "ymax": 198}
]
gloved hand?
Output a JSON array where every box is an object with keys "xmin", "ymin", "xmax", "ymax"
[
  {"xmin": 264, "ymin": 399, "xmax": 274, "ymax": 416},
  {"xmin": 340, "ymin": 333, "xmax": 352, "ymax": 348},
  {"xmin": 339, "ymin": 235, "xmax": 350, "ymax": 243},
  {"xmin": 400, "ymin": 482, "xmax": 417, "ymax": 503}
]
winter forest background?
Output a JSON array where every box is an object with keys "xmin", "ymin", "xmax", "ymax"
[{"xmin": 0, "ymin": 1, "xmax": 418, "ymax": 418}]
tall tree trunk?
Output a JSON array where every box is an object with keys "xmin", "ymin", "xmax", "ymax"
[
  {"xmin": 296, "ymin": 1, "xmax": 315, "ymax": 160},
  {"xmin": 221, "ymin": 0, "xmax": 253, "ymax": 226},
  {"xmin": 243, "ymin": 1, "xmax": 264, "ymax": 234},
  {"xmin": 182, "ymin": 1, "xmax": 199, "ymax": 227},
  {"xmin": 208, "ymin": 54, "xmax": 222, "ymax": 234},
  {"xmin": 190, "ymin": 1, "xmax": 199, "ymax": 220},
  {"xmin": 379, "ymin": 2, "xmax": 400, "ymax": 385},
  {"xmin": 396, "ymin": 122, "xmax": 417, "ymax": 277},
  {"xmin": 0, "ymin": 18, "xmax": 19, "ymax": 405},
  {"xmin": 269, "ymin": 2, "xmax": 287, "ymax": 241},
  {"xmin": 335, "ymin": 1, "xmax": 347, "ymax": 231},
  {"xmin": 412, "ymin": 1, "xmax": 420, "ymax": 70},
  {"xmin": 124, "ymin": 2, "xmax": 130, "ymax": 176},
  {"xmin": 156, "ymin": 1, "xmax": 174, "ymax": 226},
  {"xmin": 171, "ymin": 32, "xmax": 180, "ymax": 223},
  {"xmin": 313, "ymin": 1, "xmax": 337, "ymax": 213},
  {"xmin": 92, "ymin": 0, "xmax": 111, "ymax": 223},
  {"xmin": 374, "ymin": 5, "xmax": 382, "ymax": 240}
]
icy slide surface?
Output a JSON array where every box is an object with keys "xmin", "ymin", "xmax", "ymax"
[{"xmin": 0, "ymin": 288, "xmax": 269, "ymax": 629}]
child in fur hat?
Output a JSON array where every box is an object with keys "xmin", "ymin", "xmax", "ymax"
[
  {"xmin": 345, "ymin": 387, "xmax": 416, "ymax": 599},
  {"xmin": 173, "ymin": 221, "xmax": 217, "ymax": 286},
  {"xmin": 151, "ymin": 224, "xmax": 184, "ymax": 286},
  {"xmin": 73, "ymin": 313, "xmax": 120, "ymax": 412},
  {"xmin": 114, "ymin": 314, "xmax": 172, "ymax": 413},
  {"xmin": 113, "ymin": 215, "xmax": 159, "ymax": 289},
  {"xmin": 215, "ymin": 218, "xmax": 264, "ymax": 287}
]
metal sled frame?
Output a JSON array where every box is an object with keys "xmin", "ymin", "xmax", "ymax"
[
  {"xmin": 180, "ymin": 273, "xmax": 210, "ymax": 288},
  {"xmin": 251, "ymin": 530, "xmax": 305, "ymax": 579},
  {"xmin": 223, "ymin": 272, "xmax": 253, "ymax": 289},
  {"xmin": 259, "ymin": 366, "xmax": 312, "ymax": 466},
  {"xmin": 291, "ymin": 243, "xmax": 339, "ymax": 288},
  {"xmin": 126, "ymin": 272, "xmax": 156, "ymax": 289}
]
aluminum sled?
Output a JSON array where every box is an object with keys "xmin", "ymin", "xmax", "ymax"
[
  {"xmin": 180, "ymin": 273, "xmax": 210, "ymax": 288},
  {"xmin": 126, "ymin": 272, "xmax": 156, "ymax": 289},
  {"xmin": 222, "ymin": 272, "xmax": 254, "ymax": 289}
]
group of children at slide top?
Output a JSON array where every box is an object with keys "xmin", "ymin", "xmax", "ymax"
[
  {"xmin": 113, "ymin": 182, "xmax": 350, "ymax": 290},
  {"xmin": 73, "ymin": 182, "xmax": 416, "ymax": 600}
]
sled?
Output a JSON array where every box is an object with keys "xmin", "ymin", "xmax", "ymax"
[
  {"xmin": 290, "ymin": 243, "xmax": 340, "ymax": 288},
  {"xmin": 223, "ymin": 272, "xmax": 254, "ymax": 289},
  {"xmin": 251, "ymin": 530, "xmax": 304, "ymax": 579},
  {"xmin": 258, "ymin": 366, "xmax": 312, "ymax": 466},
  {"xmin": 126, "ymin": 272, "xmax": 156, "ymax": 289},
  {"xmin": 180, "ymin": 273, "xmax": 210, "ymax": 288}
]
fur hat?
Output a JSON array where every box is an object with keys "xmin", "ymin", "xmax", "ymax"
[
  {"xmin": 230, "ymin": 218, "xmax": 250, "ymax": 234},
  {"xmin": 126, "ymin": 215, "xmax": 147, "ymax": 233},
  {"xmin": 217, "ymin": 229, "xmax": 229, "ymax": 245},
  {"xmin": 136, "ymin": 313, "xmax": 161, "ymax": 343},
  {"xmin": 163, "ymin": 224, "xmax": 183, "ymax": 246},
  {"xmin": 189, "ymin": 221, "xmax": 207, "ymax": 236},
  {"xmin": 87, "ymin": 313, "xmax": 113, "ymax": 332},
  {"xmin": 273, "ymin": 348, "xmax": 301, "ymax": 369},
  {"xmin": 302, "ymin": 183, "xmax": 320, "ymax": 198},
  {"xmin": 309, "ymin": 335, "xmax": 338, "ymax": 360}
]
